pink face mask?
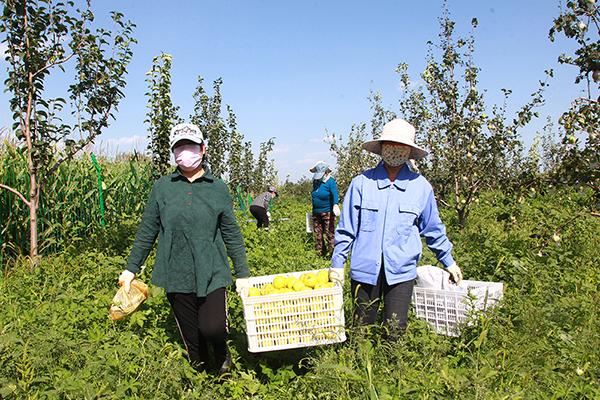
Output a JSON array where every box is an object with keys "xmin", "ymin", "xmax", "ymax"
[{"xmin": 173, "ymin": 144, "xmax": 203, "ymax": 171}]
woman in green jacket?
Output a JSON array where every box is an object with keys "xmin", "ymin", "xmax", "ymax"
[{"xmin": 118, "ymin": 123, "xmax": 249, "ymax": 374}]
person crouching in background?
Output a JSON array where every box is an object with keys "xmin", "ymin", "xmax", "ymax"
[
  {"xmin": 310, "ymin": 161, "xmax": 340, "ymax": 257},
  {"xmin": 249, "ymin": 186, "xmax": 278, "ymax": 230}
]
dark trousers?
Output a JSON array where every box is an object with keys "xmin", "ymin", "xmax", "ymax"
[
  {"xmin": 167, "ymin": 288, "xmax": 227, "ymax": 371},
  {"xmin": 351, "ymin": 267, "xmax": 415, "ymax": 334},
  {"xmin": 313, "ymin": 211, "xmax": 335, "ymax": 256},
  {"xmin": 249, "ymin": 205, "xmax": 269, "ymax": 228}
]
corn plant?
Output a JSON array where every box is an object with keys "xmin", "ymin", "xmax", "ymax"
[{"xmin": 0, "ymin": 144, "xmax": 153, "ymax": 267}]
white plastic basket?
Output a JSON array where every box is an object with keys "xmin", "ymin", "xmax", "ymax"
[
  {"xmin": 238, "ymin": 269, "xmax": 346, "ymax": 352},
  {"xmin": 412, "ymin": 279, "xmax": 504, "ymax": 336},
  {"xmin": 305, "ymin": 212, "xmax": 314, "ymax": 233}
]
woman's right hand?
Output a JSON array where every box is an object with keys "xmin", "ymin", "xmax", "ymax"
[{"xmin": 235, "ymin": 278, "xmax": 252, "ymax": 295}]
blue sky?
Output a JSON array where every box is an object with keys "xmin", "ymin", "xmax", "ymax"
[{"xmin": 0, "ymin": 0, "xmax": 587, "ymax": 182}]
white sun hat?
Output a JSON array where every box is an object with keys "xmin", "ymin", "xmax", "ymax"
[{"xmin": 362, "ymin": 118, "xmax": 428, "ymax": 160}]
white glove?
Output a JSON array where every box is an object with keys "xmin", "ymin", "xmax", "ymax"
[
  {"xmin": 235, "ymin": 278, "xmax": 252, "ymax": 295},
  {"xmin": 266, "ymin": 211, "xmax": 271, "ymax": 219},
  {"xmin": 447, "ymin": 263, "xmax": 463, "ymax": 285},
  {"xmin": 118, "ymin": 270, "xmax": 135, "ymax": 293},
  {"xmin": 328, "ymin": 267, "xmax": 345, "ymax": 284},
  {"xmin": 332, "ymin": 204, "xmax": 340, "ymax": 217}
]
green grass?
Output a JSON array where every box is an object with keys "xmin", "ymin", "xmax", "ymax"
[{"xmin": 1, "ymin": 176, "xmax": 599, "ymax": 398}]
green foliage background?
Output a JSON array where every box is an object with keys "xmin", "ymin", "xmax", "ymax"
[
  {"xmin": 0, "ymin": 2, "xmax": 598, "ymax": 398},
  {"xmin": 1, "ymin": 167, "xmax": 599, "ymax": 398}
]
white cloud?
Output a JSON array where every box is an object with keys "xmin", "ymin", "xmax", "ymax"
[
  {"xmin": 293, "ymin": 153, "xmax": 334, "ymax": 166},
  {"xmin": 294, "ymin": 158, "xmax": 320, "ymax": 165},
  {"xmin": 305, "ymin": 151, "xmax": 331, "ymax": 158},
  {"xmin": 308, "ymin": 134, "xmax": 335, "ymax": 144},
  {"xmin": 92, "ymin": 135, "xmax": 147, "ymax": 156},
  {"xmin": 0, "ymin": 43, "xmax": 8, "ymax": 57},
  {"xmin": 272, "ymin": 144, "xmax": 290, "ymax": 154},
  {"xmin": 102, "ymin": 134, "xmax": 147, "ymax": 147},
  {"xmin": 398, "ymin": 78, "xmax": 425, "ymax": 92}
]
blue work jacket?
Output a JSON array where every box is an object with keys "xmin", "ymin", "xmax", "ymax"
[{"xmin": 331, "ymin": 162, "xmax": 455, "ymax": 285}]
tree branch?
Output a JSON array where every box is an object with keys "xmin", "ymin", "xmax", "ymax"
[
  {"xmin": 43, "ymin": 98, "xmax": 113, "ymax": 179},
  {"xmin": 571, "ymin": 97, "xmax": 599, "ymax": 107},
  {"xmin": 438, "ymin": 197, "xmax": 451, "ymax": 208},
  {"xmin": 0, "ymin": 183, "xmax": 31, "ymax": 206},
  {"xmin": 32, "ymin": 51, "xmax": 77, "ymax": 79}
]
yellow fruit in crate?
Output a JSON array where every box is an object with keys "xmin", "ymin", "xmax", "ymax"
[
  {"xmin": 261, "ymin": 283, "xmax": 275, "ymax": 295},
  {"xmin": 317, "ymin": 270, "xmax": 329, "ymax": 284},
  {"xmin": 287, "ymin": 278, "xmax": 299, "ymax": 289},
  {"xmin": 293, "ymin": 280, "xmax": 308, "ymax": 292},
  {"xmin": 273, "ymin": 276, "xmax": 287, "ymax": 289},
  {"xmin": 248, "ymin": 287, "xmax": 261, "ymax": 296},
  {"xmin": 302, "ymin": 273, "xmax": 317, "ymax": 288},
  {"xmin": 314, "ymin": 282, "xmax": 326, "ymax": 290},
  {"xmin": 324, "ymin": 282, "xmax": 335, "ymax": 288}
]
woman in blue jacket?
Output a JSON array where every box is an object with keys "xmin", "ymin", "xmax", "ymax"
[
  {"xmin": 310, "ymin": 161, "xmax": 340, "ymax": 256},
  {"xmin": 330, "ymin": 119, "xmax": 462, "ymax": 336}
]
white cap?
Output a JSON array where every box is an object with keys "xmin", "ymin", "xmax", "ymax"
[{"xmin": 170, "ymin": 123, "xmax": 204, "ymax": 149}]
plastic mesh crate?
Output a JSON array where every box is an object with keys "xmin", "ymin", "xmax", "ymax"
[
  {"xmin": 412, "ymin": 279, "xmax": 503, "ymax": 336},
  {"xmin": 238, "ymin": 269, "xmax": 346, "ymax": 352}
]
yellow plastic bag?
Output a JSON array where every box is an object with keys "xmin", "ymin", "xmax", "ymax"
[{"xmin": 109, "ymin": 279, "xmax": 149, "ymax": 321}]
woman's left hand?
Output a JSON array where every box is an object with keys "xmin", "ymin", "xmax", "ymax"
[
  {"xmin": 447, "ymin": 263, "xmax": 463, "ymax": 285},
  {"xmin": 332, "ymin": 204, "xmax": 340, "ymax": 217}
]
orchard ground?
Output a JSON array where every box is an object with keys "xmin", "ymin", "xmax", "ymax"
[{"xmin": 1, "ymin": 188, "xmax": 599, "ymax": 399}]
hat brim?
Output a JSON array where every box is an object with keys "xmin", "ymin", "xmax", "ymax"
[
  {"xmin": 362, "ymin": 139, "xmax": 428, "ymax": 160},
  {"xmin": 170, "ymin": 135, "xmax": 204, "ymax": 149},
  {"xmin": 312, "ymin": 171, "xmax": 325, "ymax": 180}
]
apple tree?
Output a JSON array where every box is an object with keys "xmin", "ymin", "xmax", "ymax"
[
  {"xmin": 396, "ymin": 13, "xmax": 546, "ymax": 229},
  {"xmin": 549, "ymin": 0, "xmax": 599, "ymax": 194},
  {"xmin": 145, "ymin": 52, "xmax": 181, "ymax": 178},
  {"xmin": 190, "ymin": 76, "xmax": 229, "ymax": 178},
  {"xmin": 0, "ymin": 0, "xmax": 135, "ymax": 262}
]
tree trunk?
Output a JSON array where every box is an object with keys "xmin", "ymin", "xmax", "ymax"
[
  {"xmin": 457, "ymin": 206, "xmax": 467, "ymax": 232},
  {"xmin": 28, "ymin": 168, "xmax": 39, "ymax": 267}
]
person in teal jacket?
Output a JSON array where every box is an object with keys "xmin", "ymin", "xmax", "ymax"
[
  {"xmin": 310, "ymin": 161, "xmax": 340, "ymax": 256},
  {"xmin": 118, "ymin": 123, "xmax": 249, "ymax": 374}
]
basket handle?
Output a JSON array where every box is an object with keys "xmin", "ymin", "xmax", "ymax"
[{"xmin": 329, "ymin": 268, "xmax": 345, "ymax": 285}]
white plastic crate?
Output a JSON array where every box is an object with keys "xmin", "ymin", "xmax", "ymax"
[
  {"xmin": 412, "ymin": 279, "xmax": 503, "ymax": 336},
  {"xmin": 238, "ymin": 269, "xmax": 346, "ymax": 352}
]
